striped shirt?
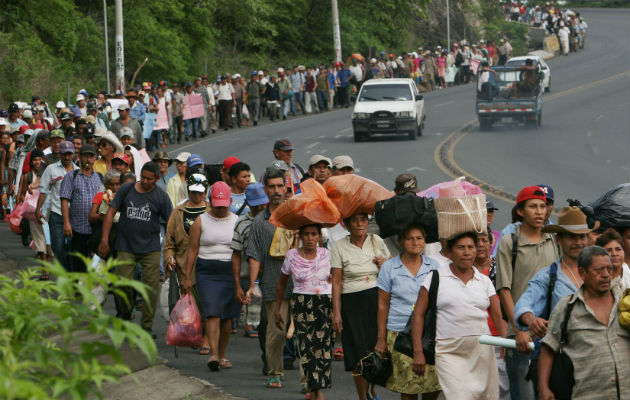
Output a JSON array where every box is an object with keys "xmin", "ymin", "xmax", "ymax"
[
  {"xmin": 541, "ymin": 286, "xmax": 630, "ymax": 400},
  {"xmin": 59, "ymin": 169, "xmax": 102, "ymax": 234},
  {"xmin": 231, "ymin": 213, "xmax": 255, "ymax": 277}
]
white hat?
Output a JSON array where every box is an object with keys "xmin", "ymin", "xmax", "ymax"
[
  {"xmin": 188, "ymin": 173, "xmax": 208, "ymax": 193},
  {"xmin": 76, "ymin": 94, "xmax": 85, "ymax": 102},
  {"xmin": 22, "ymin": 110, "xmax": 33, "ymax": 119},
  {"xmin": 0, "ymin": 118, "xmax": 9, "ymax": 127},
  {"xmin": 56, "ymin": 101, "xmax": 66, "ymax": 109},
  {"xmin": 119, "ymin": 127, "xmax": 134, "ymax": 138},
  {"xmin": 98, "ymin": 131, "xmax": 124, "ymax": 153},
  {"xmin": 175, "ymin": 152, "xmax": 191, "ymax": 163},
  {"xmin": 308, "ymin": 154, "xmax": 332, "ymax": 167},
  {"xmin": 332, "ymin": 155, "xmax": 354, "ymax": 170},
  {"xmin": 233, "ymin": 73, "xmax": 241, "ymax": 79}
]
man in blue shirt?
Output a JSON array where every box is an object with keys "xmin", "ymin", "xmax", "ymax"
[
  {"xmin": 514, "ymin": 206, "xmax": 596, "ymax": 344},
  {"xmin": 336, "ymin": 63, "xmax": 353, "ymax": 108},
  {"xmin": 127, "ymin": 88, "xmax": 146, "ymax": 124}
]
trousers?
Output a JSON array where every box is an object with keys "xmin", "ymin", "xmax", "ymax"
[
  {"xmin": 116, "ymin": 250, "xmax": 161, "ymax": 330},
  {"xmin": 264, "ymin": 300, "xmax": 289, "ymax": 377}
]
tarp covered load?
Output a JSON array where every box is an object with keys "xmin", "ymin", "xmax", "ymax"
[{"xmin": 270, "ymin": 179, "xmax": 341, "ymax": 230}]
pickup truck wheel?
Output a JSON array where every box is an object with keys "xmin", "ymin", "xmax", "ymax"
[
  {"xmin": 417, "ymin": 122, "xmax": 423, "ymax": 137},
  {"xmin": 353, "ymin": 130, "xmax": 363, "ymax": 142},
  {"xmin": 479, "ymin": 118, "xmax": 492, "ymax": 131},
  {"xmin": 545, "ymin": 79, "xmax": 551, "ymax": 92},
  {"xmin": 408, "ymin": 125, "xmax": 417, "ymax": 140}
]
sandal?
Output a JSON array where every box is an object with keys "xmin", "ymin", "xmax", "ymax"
[
  {"xmin": 266, "ymin": 376, "xmax": 282, "ymax": 388},
  {"xmin": 244, "ymin": 330, "xmax": 258, "ymax": 338},
  {"xmin": 219, "ymin": 358, "xmax": 232, "ymax": 369},
  {"xmin": 39, "ymin": 272, "xmax": 50, "ymax": 281},
  {"xmin": 333, "ymin": 347, "xmax": 344, "ymax": 360},
  {"xmin": 199, "ymin": 347, "xmax": 211, "ymax": 355},
  {"xmin": 207, "ymin": 357, "xmax": 220, "ymax": 371}
]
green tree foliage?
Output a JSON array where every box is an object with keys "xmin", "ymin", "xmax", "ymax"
[
  {"xmin": 0, "ymin": 0, "xmax": 440, "ymax": 104},
  {"xmin": 0, "ymin": 257, "xmax": 156, "ymax": 400}
]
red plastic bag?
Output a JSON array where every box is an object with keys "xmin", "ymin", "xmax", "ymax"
[
  {"xmin": 8, "ymin": 203, "xmax": 24, "ymax": 235},
  {"xmin": 166, "ymin": 293, "xmax": 203, "ymax": 347},
  {"xmin": 323, "ymin": 175, "xmax": 394, "ymax": 219},
  {"xmin": 270, "ymin": 179, "xmax": 341, "ymax": 230}
]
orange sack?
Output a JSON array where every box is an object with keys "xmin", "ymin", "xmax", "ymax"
[
  {"xmin": 323, "ymin": 175, "xmax": 394, "ymax": 219},
  {"xmin": 270, "ymin": 179, "xmax": 341, "ymax": 230}
]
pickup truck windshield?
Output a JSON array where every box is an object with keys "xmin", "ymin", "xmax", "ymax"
[{"xmin": 358, "ymin": 84, "xmax": 412, "ymax": 101}]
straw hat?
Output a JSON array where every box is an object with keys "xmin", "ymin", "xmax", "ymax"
[{"xmin": 542, "ymin": 206, "xmax": 600, "ymax": 234}]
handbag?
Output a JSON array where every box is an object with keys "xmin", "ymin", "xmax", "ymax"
[
  {"xmin": 393, "ymin": 270, "xmax": 440, "ymax": 364},
  {"xmin": 548, "ymin": 297, "xmax": 576, "ymax": 400},
  {"xmin": 355, "ymin": 351, "xmax": 392, "ymax": 386},
  {"xmin": 434, "ymin": 194, "xmax": 487, "ymax": 240}
]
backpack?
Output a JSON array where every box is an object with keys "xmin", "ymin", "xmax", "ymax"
[
  {"xmin": 455, "ymin": 52, "xmax": 464, "ymax": 67},
  {"xmin": 374, "ymin": 193, "xmax": 438, "ymax": 243}
]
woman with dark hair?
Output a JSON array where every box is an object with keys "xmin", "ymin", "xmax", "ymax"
[
  {"xmin": 274, "ymin": 223, "xmax": 333, "ymax": 400},
  {"xmin": 411, "ymin": 232, "xmax": 506, "ymax": 399},
  {"xmin": 595, "ymin": 228, "xmax": 630, "ymax": 289},
  {"xmin": 375, "ymin": 223, "xmax": 441, "ymax": 400},
  {"xmin": 331, "ymin": 212, "xmax": 390, "ymax": 400}
]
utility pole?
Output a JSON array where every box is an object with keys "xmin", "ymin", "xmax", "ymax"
[
  {"xmin": 103, "ymin": 0, "xmax": 111, "ymax": 93},
  {"xmin": 331, "ymin": 0, "xmax": 342, "ymax": 62},
  {"xmin": 115, "ymin": 0, "xmax": 125, "ymax": 92},
  {"xmin": 446, "ymin": 0, "xmax": 451, "ymax": 51}
]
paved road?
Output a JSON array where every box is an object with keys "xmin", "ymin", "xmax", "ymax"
[{"xmin": 148, "ymin": 8, "xmax": 629, "ymax": 400}]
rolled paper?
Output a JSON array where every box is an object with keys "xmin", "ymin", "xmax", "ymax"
[{"xmin": 479, "ymin": 335, "xmax": 535, "ymax": 351}]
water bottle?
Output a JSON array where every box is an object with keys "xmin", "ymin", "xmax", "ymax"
[{"xmin": 247, "ymin": 280, "xmax": 263, "ymax": 327}]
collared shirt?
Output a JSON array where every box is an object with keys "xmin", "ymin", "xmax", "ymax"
[
  {"xmin": 59, "ymin": 169, "xmax": 102, "ymax": 234},
  {"xmin": 378, "ymin": 255, "xmax": 440, "ymax": 331},
  {"xmin": 217, "ymin": 83, "xmax": 234, "ymax": 101},
  {"xmin": 330, "ymin": 234, "xmax": 390, "ymax": 294},
  {"xmin": 281, "ymin": 247, "xmax": 332, "ymax": 295},
  {"xmin": 541, "ymin": 287, "xmax": 630, "ymax": 400},
  {"xmin": 289, "ymin": 72, "xmax": 305, "ymax": 92},
  {"xmin": 39, "ymin": 160, "xmax": 78, "ymax": 216},
  {"xmin": 129, "ymin": 101, "xmax": 146, "ymax": 122},
  {"xmin": 424, "ymin": 265, "xmax": 495, "ymax": 340},
  {"xmin": 245, "ymin": 207, "xmax": 294, "ymax": 302},
  {"xmin": 231, "ymin": 213, "xmax": 255, "ymax": 277},
  {"xmin": 495, "ymin": 224, "xmax": 559, "ymax": 336},
  {"xmin": 514, "ymin": 258, "xmax": 578, "ymax": 331}
]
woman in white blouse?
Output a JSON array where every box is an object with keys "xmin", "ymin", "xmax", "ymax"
[{"xmin": 410, "ymin": 231, "xmax": 506, "ymax": 399}]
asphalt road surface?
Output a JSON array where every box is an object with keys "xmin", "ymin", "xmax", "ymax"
[{"xmin": 150, "ymin": 8, "xmax": 629, "ymax": 400}]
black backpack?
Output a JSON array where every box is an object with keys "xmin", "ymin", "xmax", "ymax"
[{"xmin": 374, "ymin": 193, "xmax": 438, "ymax": 243}]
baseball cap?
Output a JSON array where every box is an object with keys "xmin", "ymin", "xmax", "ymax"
[
  {"xmin": 394, "ymin": 173, "xmax": 419, "ymax": 193},
  {"xmin": 536, "ymin": 184, "xmax": 555, "ymax": 202},
  {"xmin": 267, "ymin": 160, "xmax": 289, "ymax": 172},
  {"xmin": 56, "ymin": 101, "xmax": 66, "ymax": 109},
  {"xmin": 83, "ymin": 123, "xmax": 95, "ymax": 138},
  {"xmin": 112, "ymin": 152, "xmax": 130, "ymax": 165},
  {"xmin": 22, "ymin": 110, "xmax": 33, "ymax": 119},
  {"xmin": 36, "ymin": 130, "xmax": 50, "ymax": 141},
  {"xmin": 308, "ymin": 154, "xmax": 331, "ymax": 168},
  {"xmin": 50, "ymin": 129, "xmax": 65, "ymax": 140},
  {"xmin": 80, "ymin": 144, "xmax": 98, "ymax": 155},
  {"xmin": 19, "ymin": 125, "xmax": 30, "ymax": 135},
  {"xmin": 159, "ymin": 80, "xmax": 168, "ymax": 86},
  {"xmin": 60, "ymin": 112, "xmax": 72, "ymax": 121},
  {"xmin": 118, "ymin": 103, "xmax": 130, "ymax": 111},
  {"xmin": 187, "ymin": 154, "xmax": 204, "ymax": 168},
  {"xmin": 332, "ymin": 155, "xmax": 354, "ymax": 170},
  {"xmin": 16, "ymin": 135, "xmax": 25, "ymax": 143},
  {"xmin": 273, "ymin": 139, "xmax": 293, "ymax": 151},
  {"xmin": 76, "ymin": 94, "xmax": 85, "ymax": 102},
  {"xmin": 153, "ymin": 151, "xmax": 171, "ymax": 163},
  {"xmin": 71, "ymin": 107, "xmax": 81, "ymax": 117},
  {"xmin": 174, "ymin": 152, "xmax": 191, "ymax": 163},
  {"xmin": 211, "ymin": 181, "xmax": 231, "ymax": 207},
  {"xmin": 119, "ymin": 127, "xmax": 134, "ymax": 138},
  {"xmin": 486, "ymin": 199, "xmax": 499, "ymax": 211},
  {"xmin": 188, "ymin": 173, "xmax": 209, "ymax": 193},
  {"xmin": 245, "ymin": 182, "xmax": 269, "ymax": 207},
  {"xmin": 251, "ymin": 71, "xmax": 258, "ymax": 76},
  {"xmin": 60, "ymin": 141, "xmax": 75, "ymax": 154},
  {"xmin": 516, "ymin": 186, "xmax": 547, "ymax": 205},
  {"xmin": 115, "ymin": 89, "xmax": 123, "ymax": 96},
  {"xmin": 8, "ymin": 103, "xmax": 19, "ymax": 113},
  {"xmin": 223, "ymin": 156, "xmax": 240, "ymax": 170}
]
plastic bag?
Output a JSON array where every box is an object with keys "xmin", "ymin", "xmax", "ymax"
[
  {"xmin": 270, "ymin": 179, "xmax": 341, "ymax": 230},
  {"xmin": 323, "ymin": 175, "xmax": 393, "ymax": 219},
  {"xmin": 166, "ymin": 293, "xmax": 203, "ymax": 347},
  {"xmin": 22, "ymin": 189, "xmax": 39, "ymax": 221},
  {"xmin": 242, "ymin": 104, "xmax": 250, "ymax": 119},
  {"xmin": 8, "ymin": 203, "xmax": 24, "ymax": 235},
  {"xmin": 588, "ymin": 183, "xmax": 630, "ymax": 230},
  {"xmin": 269, "ymin": 227, "xmax": 296, "ymax": 259},
  {"xmin": 417, "ymin": 177, "xmax": 483, "ymax": 199},
  {"xmin": 620, "ymin": 288, "xmax": 630, "ymax": 330}
]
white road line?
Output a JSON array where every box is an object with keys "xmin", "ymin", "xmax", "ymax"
[
  {"xmin": 407, "ymin": 166, "xmax": 426, "ymax": 172},
  {"xmin": 306, "ymin": 141, "xmax": 320, "ymax": 149},
  {"xmin": 595, "ymin": 114, "xmax": 604, "ymax": 121},
  {"xmin": 386, "ymin": 167, "xmax": 394, "ymax": 172},
  {"xmin": 337, "ymin": 127, "xmax": 352, "ymax": 133}
]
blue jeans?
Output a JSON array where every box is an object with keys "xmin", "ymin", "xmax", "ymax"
[
  {"xmin": 49, "ymin": 212, "xmax": 69, "ymax": 271},
  {"xmin": 291, "ymin": 92, "xmax": 305, "ymax": 115},
  {"xmin": 316, "ymin": 90, "xmax": 328, "ymax": 111},
  {"xmin": 184, "ymin": 118, "xmax": 199, "ymax": 138},
  {"xmin": 505, "ymin": 348, "xmax": 535, "ymax": 400}
]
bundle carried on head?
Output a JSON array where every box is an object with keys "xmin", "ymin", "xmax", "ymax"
[
  {"xmin": 270, "ymin": 179, "xmax": 340, "ymax": 230},
  {"xmin": 323, "ymin": 174, "xmax": 394, "ymax": 220},
  {"xmin": 432, "ymin": 178, "xmax": 487, "ymax": 240}
]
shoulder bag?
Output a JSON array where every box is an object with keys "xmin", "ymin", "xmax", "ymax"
[{"xmin": 548, "ymin": 297, "xmax": 576, "ymax": 400}]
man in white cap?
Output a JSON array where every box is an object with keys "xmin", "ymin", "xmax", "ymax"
[
  {"xmin": 307, "ymin": 154, "xmax": 332, "ymax": 184},
  {"xmin": 331, "ymin": 155, "xmax": 354, "ymax": 175},
  {"xmin": 166, "ymin": 152, "xmax": 191, "ymax": 207},
  {"xmin": 76, "ymin": 94, "xmax": 87, "ymax": 118},
  {"xmin": 110, "ymin": 103, "xmax": 145, "ymax": 149}
]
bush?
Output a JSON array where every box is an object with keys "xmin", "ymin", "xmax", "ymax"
[{"xmin": 0, "ymin": 257, "xmax": 157, "ymax": 400}]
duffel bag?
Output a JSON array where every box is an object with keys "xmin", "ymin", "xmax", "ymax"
[
  {"xmin": 434, "ymin": 194, "xmax": 487, "ymax": 240},
  {"xmin": 374, "ymin": 193, "xmax": 438, "ymax": 243}
]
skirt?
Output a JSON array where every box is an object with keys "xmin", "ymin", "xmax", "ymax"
[
  {"xmin": 195, "ymin": 258, "xmax": 240, "ymax": 319},
  {"xmin": 435, "ymin": 336, "xmax": 498, "ymax": 400},
  {"xmin": 437, "ymin": 65, "xmax": 446, "ymax": 78},
  {"xmin": 385, "ymin": 330, "xmax": 441, "ymax": 394},
  {"xmin": 293, "ymin": 293, "xmax": 333, "ymax": 391},
  {"xmin": 340, "ymin": 287, "xmax": 378, "ymax": 372}
]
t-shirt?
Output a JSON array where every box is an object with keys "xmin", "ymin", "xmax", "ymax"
[
  {"xmin": 111, "ymin": 182, "xmax": 173, "ymax": 254},
  {"xmin": 424, "ymin": 265, "xmax": 495, "ymax": 340},
  {"xmin": 330, "ymin": 234, "xmax": 390, "ymax": 294},
  {"xmin": 349, "ymin": 65, "xmax": 363, "ymax": 81},
  {"xmin": 231, "ymin": 213, "xmax": 255, "ymax": 277},
  {"xmin": 281, "ymin": 247, "xmax": 332, "ymax": 295}
]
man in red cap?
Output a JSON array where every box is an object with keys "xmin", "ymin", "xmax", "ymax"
[
  {"xmin": 495, "ymin": 185, "xmax": 560, "ymax": 400},
  {"xmin": 220, "ymin": 156, "xmax": 240, "ymax": 183}
]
